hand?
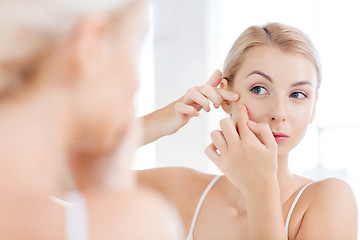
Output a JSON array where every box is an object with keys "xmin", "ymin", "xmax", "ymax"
[
  {"xmin": 141, "ymin": 70, "xmax": 239, "ymax": 145},
  {"xmin": 205, "ymin": 104, "xmax": 278, "ymax": 198},
  {"xmin": 165, "ymin": 70, "xmax": 239, "ymax": 134}
]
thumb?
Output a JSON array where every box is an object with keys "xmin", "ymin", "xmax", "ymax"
[
  {"xmin": 247, "ymin": 121, "xmax": 277, "ymax": 149},
  {"xmin": 206, "ymin": 69, "xmax": 223, "ymax": 87}
]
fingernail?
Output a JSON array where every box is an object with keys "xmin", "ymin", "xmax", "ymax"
[
  {"xmin": 195, "ymin": 111, "xmax": 200, "ymax": 116},
  {"xmin": 233, "ymin": 93, "xmax": 239, "ymax": 99},
  {"xmin": 248, "ymin": 120, "xmax": 257, "ymax": 127}
]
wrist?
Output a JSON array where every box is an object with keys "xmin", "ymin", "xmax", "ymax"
[
  {"xmin": 157, "ymin": 101, "xmax": 178, "ymax": 136},
  {"xmin": 141, "ymin": 110, "xmax": 166, "ymax": 145},
  {"xmin": 243, "ymin": 176, "xmax": 280, "ymax": 204}
]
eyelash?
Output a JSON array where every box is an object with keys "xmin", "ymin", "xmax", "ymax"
[
  {"xmin": 250, "ymin": 86, "xmax": 268, "ymax": 95},
  {"xmin": 290, "ymin": 92, "xmax": 308, "ymax": 99},
  {"xmin": 250, "ymin": 86, "xmax": 308, "ymax": 99}
]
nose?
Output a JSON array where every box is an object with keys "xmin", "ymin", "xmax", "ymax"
[{"xmin": 270, "ymin": 98, "xmax": 287, "ymax": 123}]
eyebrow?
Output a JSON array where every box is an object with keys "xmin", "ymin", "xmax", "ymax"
[
  {"xmin": 290, "ymin": 81, "xmax": 313, "ymax": 88},
  {"xmin": 247, "ymin": 70, "xmax": 273, "ymax": 82},
  {"xmin": 247, "ymin": 70, "xmax": 313, "ymax": 88}
]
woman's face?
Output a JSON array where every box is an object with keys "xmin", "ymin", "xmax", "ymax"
[
  {"xmin": 102, "ymin": 0, "xmax": 149, "ymax": 140},
  {"xmin": 228, "ymin": 46, "xmax": 318, "ymax": 158}
]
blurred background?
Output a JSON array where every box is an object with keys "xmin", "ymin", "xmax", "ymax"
[{"xmin": 134, "ymin": 0, "xmax": 360, "ymax": 222}]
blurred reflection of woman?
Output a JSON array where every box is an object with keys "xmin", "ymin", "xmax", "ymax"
[{"xmin": 0, "ymin": 0, "xmax": 182, "ymax": 239}]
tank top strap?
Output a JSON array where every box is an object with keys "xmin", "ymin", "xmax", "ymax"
[
  {"xmin": 64, "ymin": 190, "xmax": 90, "ymax": 240},
  {"xmin": 285, "ymin": 182, "xmax": 313, "ymax": 239},
  {"xmin": 186, "ymin": 175, "xmax": 221, "ymax": 240}
]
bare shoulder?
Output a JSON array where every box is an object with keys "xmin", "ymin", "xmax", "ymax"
[
  {"xmin": 137, "ymin": 167, "xmax": 219, "ymax": 230},
  {"xmin": 127, "ymin": 188, "xmax": 185, "ymax": 240},
  {"xmin": 137, "ymin": 167, "xmax": 216, "ymax": 203},
  {"xmin": 138, "ymin": 167, "xmax": 213, "ymax": 188},
  {"xmin": 307, "ymin": 178, "xmax": 356, "ymax": 207},
  {"xmin": 89, "ymin": 188, "xmax": 185, "ymax": 240},
  {"xmin": 296, "ymin": 178, "xmax": 358, "ymax": 240},
  {"xmin": 138, "ymin": 167, "xmax": 209, "ymax": 183}
]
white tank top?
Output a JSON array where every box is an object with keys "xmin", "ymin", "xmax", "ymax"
[
  {"xmin": 186, "ymin": 175, "xmax": 312, "ymax": 240},
  {"xmin": 51, "ymin": 191, "xmax": 90, "ymax": 240}
]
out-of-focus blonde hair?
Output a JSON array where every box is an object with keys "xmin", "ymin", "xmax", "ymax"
[
  {"xmin": 223, "ymin": 22, "xmax": 321, "ymax": 90},
  {"xmin": 0, "ymin": 0, "xmax": 134, "ymax": 98}
]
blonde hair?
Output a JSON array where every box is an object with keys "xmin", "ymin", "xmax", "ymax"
[
  {"xmin": 0, "ymin": 0, "xmax": 134, "ymax": 98},
  {"xmin": 223, "ymin": 22, "xmax": 321, "ymax": 89}
]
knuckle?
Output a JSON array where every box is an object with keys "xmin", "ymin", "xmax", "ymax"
[
  {"xmin": 174, "ymin": 102, "xmax": 182, "ymax": 109},
  {"xmin": 191, "ymin": 107, "xmax": 198, "ymax": 114},
  {"xmin": 202, "ymin": 84, "xmax": 212, "ymax": 92},
  {"xmin": 219, "ymin": 118, "xmax": 228, "ymax": 127},
  {"xmin": 213, "ymin": 102, "xmax": 221, "ymax": 109},
  {"xmin": 187, "ymin": 88, "xmax": 197, "ymax": 95},
  {"xmin": 205, "ymin": 148, "xmax": 214, "ymax": 159},
  {"xmin": 204, "ymin": 101, "xmax": 210, "ymax": 109},
  {"xmin": 204, "ymin": 145, "xmax": 212, "ymax": 153},
  {"xmin": 213, "ymin": 96, "xmax": 223, "ymax": 107},
  {"xmin": 210, "ymin": 130, "xmax": 219, "ymax": 139}
]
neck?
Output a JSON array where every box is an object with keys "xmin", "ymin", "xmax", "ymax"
[
  {"xmin": 276, "ymin": 152, "xmax": 295, "ymax": 204},
  {"xmin": 0, "ymin": 86, "xmax": 69, "ymax": 196},
  {"xmin": 68, "ymin": 149, "xmax": 136, "ymax": 192}
]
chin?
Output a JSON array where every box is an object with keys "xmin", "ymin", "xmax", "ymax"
[
  {"xmin": 99, "ymin": 126, "xmax": 128, "ymax": 158},
  {"xmin": 277, "ymin": 140, "xmax": 302, "ymax": 160},
  {"xmin": 69, "ymin": 124, "xmax": 126, "ymax": 161}
]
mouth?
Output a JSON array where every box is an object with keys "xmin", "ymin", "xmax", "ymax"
[{"xmin": 272, "ymin": 132, "xmax": 289, "ymax": 144}]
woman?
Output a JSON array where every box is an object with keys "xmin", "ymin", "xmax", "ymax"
[
  {"xmin": 139, "ymin": 23, "xmax": 358, "ymax": 239},
  {"xmin": 0, "ymin": 0, "xmax": 182, "ymax": 239}
]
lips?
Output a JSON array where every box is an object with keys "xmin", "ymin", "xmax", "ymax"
[{"xmin": 272, "ymin": 132, "xmax": 289, "ymax": 143}]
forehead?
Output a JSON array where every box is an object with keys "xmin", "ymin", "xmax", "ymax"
[{"xmin": 234, "ymin": 46, "xmax": 317, "ymax": 86}]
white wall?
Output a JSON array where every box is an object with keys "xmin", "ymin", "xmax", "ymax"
[{"xmin": 136, "ymin": 0, "xmax": 215, "ymax": 171}]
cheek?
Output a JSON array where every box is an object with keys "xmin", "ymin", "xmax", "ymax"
[
  {"xmin": 289, "ymin": 99, "xmax": 315, "ymax": 122},
  {"xmin": 289, "ymin": 105, "xmax": 313, "ymax": 135},
  {"xmin": 95, "ymin": 50, "xmax": 138, "ymax": 134},
  {"xmin": 109, "ymin": 52, "xmax": 138, "ymax": 107},
  {"xmin": 245, "ymin": 101, "xmax": 268, "ymax": 122},
  {"xmin": 231, "ymin": 95, "xmax": 270, "ymax": 122}
]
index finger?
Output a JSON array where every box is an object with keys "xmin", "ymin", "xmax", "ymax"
[
  {"xmin": 217, "ymin": 88, "xmax": 240, "ymax": 102},
  {"xmin": 234, "ymin": 105, "xmax": 253, "ymax": 139}
]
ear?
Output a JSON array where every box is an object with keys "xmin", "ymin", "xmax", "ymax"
[
  {"xmin": 309, "ymin": 91, "xmax": 319, "ymax": 123},
  {"xmin": 70, "ymin": 14, "xmax": 110, "ymax": 81},
  {"xmin": 220, "ymin": 78, "xmax": 232, "ymax": 115}
]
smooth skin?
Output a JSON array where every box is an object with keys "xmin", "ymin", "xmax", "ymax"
[{"xmin": 139, "ymin": 46, "xmax": 358, "ymax": 239}]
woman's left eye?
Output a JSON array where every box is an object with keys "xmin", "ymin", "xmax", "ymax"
[{"xmin": 290, "ymin": 92, "xmax": 307, "ymax": 99}]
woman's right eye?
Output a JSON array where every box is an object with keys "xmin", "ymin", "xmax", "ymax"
[{"xmin": 250, "ymin": 86, "xmax": 268, "ymax": 95}]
